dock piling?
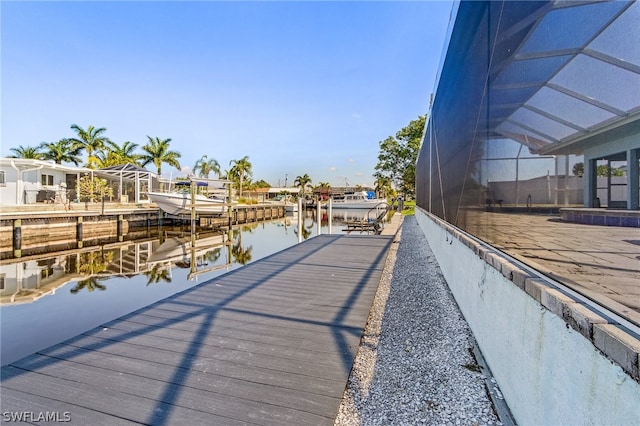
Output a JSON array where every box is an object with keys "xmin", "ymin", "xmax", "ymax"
[{"xmin": 13, "ymin": 219, "xmax": 21, "ymax": 258}]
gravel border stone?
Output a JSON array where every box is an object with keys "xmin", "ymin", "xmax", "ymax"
[{"xmin": 335, "ymin": 215, "xmax": 504, "ymax": 425}]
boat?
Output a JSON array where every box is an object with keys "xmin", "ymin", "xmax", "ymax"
[
  {"xmin": 147, "ymin": 191, "xmax": 225, "ymax": 216},
  {"xmin": 267, "ymin": 194, "xmax": 298, "ymax": 212},
  {"xmin": 330, "ymin": 191, "xmax": 385, "ymax": 209},
  {"xmin": 147, "ymin": 233, "xmax": 226, "ymax": 265}
]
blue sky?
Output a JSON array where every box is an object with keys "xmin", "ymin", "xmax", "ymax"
[{"xmin": 1, "ymin": 1, "xmax": 453, "ymax": 187}]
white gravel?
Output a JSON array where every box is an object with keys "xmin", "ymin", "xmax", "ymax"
[{"xmin": 335, "ymin": 215, "xmax": 503, "ymax": 425}]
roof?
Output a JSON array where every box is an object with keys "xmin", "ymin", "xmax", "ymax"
[
  {"xmin": 430, "ymin": 0, "xmax": 639, "ymax": 156},
  {"xmin": 0, "ymin": 157, "xmax": 92, "ymax": 173},
  {"xmin": 97, "ymin": 163, "xmax": 155, "ymax": 180}
]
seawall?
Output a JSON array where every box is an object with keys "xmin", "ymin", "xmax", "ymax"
[{"xmin": 415, "ymin": 208, "xmax": 640, "ymax": 424}]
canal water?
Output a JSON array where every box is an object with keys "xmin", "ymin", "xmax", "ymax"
[{"xmin": 0, "ymin": 209, "xmax": 387, "ymax": 366}]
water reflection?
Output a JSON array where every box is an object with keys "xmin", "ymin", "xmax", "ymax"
[{"xmin": 0, "ymin": 209, "xmax": 387, "ymax": 365}]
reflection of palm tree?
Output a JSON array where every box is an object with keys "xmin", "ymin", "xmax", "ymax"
[
  {"xmin": 143, "ymin": 264, "xmax": 172, "ymax": 285},
  {"xmin": 70, "ymin": 277, "xmax": 107, "ymax": 294},
  {"xmin": 230, "ymin": 228, "xmax": 253, "ymax": 265},
  {"xmin": 77, "ymin": 250, "xmax": 114, "ymax": 275},
  {"xmin": 294, "ymin": 216, "xmax": 314, "ymax": 240},
  {"xmin": 231, "ymin": 242, "xmax": 253, "ymax": 265},
  {"xmin": 202, "ymin": 248, "xmax": 222, "ymax": 263}
]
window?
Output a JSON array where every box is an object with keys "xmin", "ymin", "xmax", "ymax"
[
  {"xmin": 41, "ymin": 174, "xmax": 54, "ymax": 186},
  {"xmin": 0, "ymin": 170, "xmax": 5, "ymax": 186}
]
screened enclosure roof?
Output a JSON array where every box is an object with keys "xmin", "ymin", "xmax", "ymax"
[
  {"xmin": 437, "ymin": 0, "xmax": 640, "ymax": 156},
  {"xmin": 97, "ymin": 163, "xmax": 155, "ymax": 181}
]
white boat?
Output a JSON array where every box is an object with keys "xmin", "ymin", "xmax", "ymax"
[
  {"xmin": 148, "ymin": 191, "xmax": 225, "ymax": 216},
  {"xmin": 330, "ymin": 191, "xmax": 385, "ymax": 209},
  {"xmin": 147, "ymin": 233, "xmax": 226, "ymax": 265},
  {"xmin": 267, "ymin": 194, "xmax": 298, "ymax": 212}
]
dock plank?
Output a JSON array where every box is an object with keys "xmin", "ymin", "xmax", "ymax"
[{"xmin": 1, "ymin": 234, "xmax": 392, "ymax": 425}]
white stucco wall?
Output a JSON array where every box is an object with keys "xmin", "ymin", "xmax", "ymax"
[
  {"xmin": 415, "ymin": 209, "xmax": 640, "ymax": 425},
  {"xmin": 0, "ymin": 163, "xmax": 69, "ymax": 205}
]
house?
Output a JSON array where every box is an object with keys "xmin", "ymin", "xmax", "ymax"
[
  {"xmin": 0, "ymin": 158, "xmax": 156, "ymax": 206},
  {"xmin": 0, "ymin": 158, "xmax": 92, "ymax": 206}
]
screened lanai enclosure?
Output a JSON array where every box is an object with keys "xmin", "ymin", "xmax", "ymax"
[
  {"xmin": 417, "ymin": 0, "xmax": 639, "ymax": 224},
  {"xmin": 96, "ymin": 164, "xmax": 156, "ymax": 204},
  {"xmin": 416, "ymin": 0, "xmax": 639, "ymax": 322}
]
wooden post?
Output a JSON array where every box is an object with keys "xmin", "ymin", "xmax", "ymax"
[
  {"xmin": 228, "ymin": 184, "xmax": 233, "ymax": 228},
  {"xmin": 316, "ymin": 195, "xmax": 321, "ymax": 236},
  {"xmin": 328, "ymin": 198, "xmax": 333, "ymax": 234},
  {"xmin": 191, "ymin": 181, "xmax": 197, "ymax": 236},
  {"xmin": 297, "ymin": 203, "xmax": 303, "ymax": 244},
  {"xmin": 13, "ymin": 219, "xmax": 21, "ymax": 258},
  {"xmin": 117, "ymin": 214, "xmax": 124, "ymax": 242},
  {"xmin": 77, "ymin": 216, "xmax": 83, "ymax": 248}
]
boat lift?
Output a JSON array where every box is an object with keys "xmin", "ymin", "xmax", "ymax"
[{"xmin": 342, "ymin": 202, "xmax": 393, "ymax": 234}]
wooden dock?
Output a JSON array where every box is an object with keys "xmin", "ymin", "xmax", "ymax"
[
  {"xmin": 0, "ymin": 204, "xmax": 285, "ymax": 259},
  {"xmin": 0, "ymin": 234, "xmax": 393, "ymax": 425}
]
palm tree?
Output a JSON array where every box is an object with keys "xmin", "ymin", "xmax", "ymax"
[
  {"xmin": 228, "ymin": 156, "xmax": 253, "ymax": 197},
  {"xmin": 96, "ymin": 140, "xmax": 141, "ymax": 168},
  {"xmin": 294, "ymin": 174, "xmax": 312, "ymax": 195},
  {"xmin": 9, "ymin": 145, "xmax": 42, "ymax": 159},
  {"xmin": 68, "ymin": 124, "xmax": 111, "ymax": 169},
  {"xmin": 39, "ymin": 138, "xmax": 82, "ymax": 165},
  {"xmin": 315, "ymin": 181, "xmax": 331, "ymax": 201},
  {"xmin": 140, "ymin": 136, "xmax": 181, "ymax": 176},
  {"xmin": 375, "ymin": 176, "xmax": 393, "ymax": 200},
  {"xmin": 193, "ymin": 155, "xmax": 221, "ymax": 178}
]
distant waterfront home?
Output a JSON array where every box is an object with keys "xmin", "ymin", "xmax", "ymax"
[
  {"xmin": 0, "ymin": 158, "xmax": 157, "ymax": 206},
  {"xmin": 0, "ymin": 158, "xmax": 92, "ymax": 206},
  {"xmin": 250, "ymin": 187, "xmax": 301, "ymax": 202}
]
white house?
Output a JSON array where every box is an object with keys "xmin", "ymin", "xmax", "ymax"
[
  {"xmin": 0, "ymin": 158, "xmax": 157, "ymax": 206},
  {"xmin": 0, "ymin": 158, "xmax": 93, "ymax": 206}
]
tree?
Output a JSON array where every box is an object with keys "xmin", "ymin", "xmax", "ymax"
[
  {"xmin": 374, "ymin": 115, "xmax": 425, "ymax": 198},
  {"xmin": 374, "ymin": 176, "xmax": 393, "ymax": 200},
  {"xmin": 573, "ymin": 162, "xmax": 624, "ymax": 177},
  {"xmin": 140, "ymin": 136, "xmax": 181, "ymax": 176},
  {"xmin": 252, "ymin": 179, "xmax": 271, "ymax": 188},
  {"xmin": 69, "ymin": 124, "xmax": 111, "ymax": 169},
  {"xmin": 228, "ymin": 156, "xmax": 253, "ymax": 197},
  {"xmin": 294, "ymin": 174, "xmax": 312, "ymax": 196},
  {"xmin": 39, "ymin": 139, "xmax": 82, "ymax": 165},
  {"xmin": 9, "ymin": 145, "xmax": 42, "ymax": 159},
  {"xmin": 78, "ymin": 174, "xmax": 114, "ymax": 213},
  {"xmin": 193, "ymin": 155, "xmax": 221, "ymax": 178},
  {"xmin": 95, "ymin": 140, "xmax": 141, "ymax": 168},
  {"xmin": 572, "ymin": 162, "xmax": 584, "ymax": 177}
]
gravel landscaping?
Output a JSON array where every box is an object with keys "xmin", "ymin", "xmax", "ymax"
[{"xmin": 335, "ymin": 215, "xmax": 504, "ymax": 425}]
